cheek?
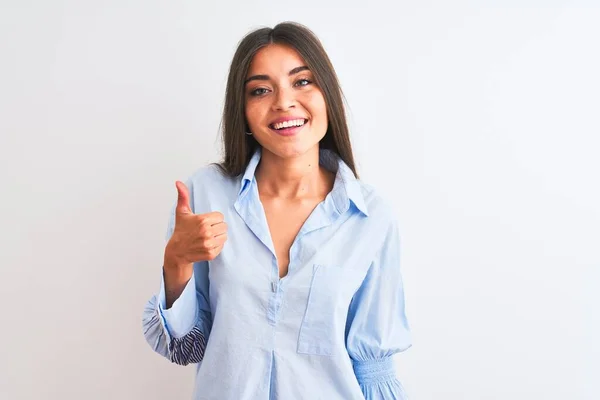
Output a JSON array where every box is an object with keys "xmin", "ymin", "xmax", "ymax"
[
  {"xmin": 244, "ymin": 101, "xmax": 254, "ymax": 120},
  {"xmin": 244, "ymin": 101, "xmax": 262, "ymax": 126},
  {"xmin": 307, "ymin": 92, "xmax": 328, "ymax": 122}
]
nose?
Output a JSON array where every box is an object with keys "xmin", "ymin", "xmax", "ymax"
[{"xmin": 272, "ymin": 87, "xmax": 296, "ymax": 111}]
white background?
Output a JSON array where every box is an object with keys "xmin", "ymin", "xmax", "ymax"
[{"xmin": 1, "ymin": 1, "xmax": 597, "ymax": 399}]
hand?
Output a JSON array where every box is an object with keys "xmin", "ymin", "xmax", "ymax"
[{"xmin": 164, "ymin": 181, "xmax": 228, "ymax": 269}]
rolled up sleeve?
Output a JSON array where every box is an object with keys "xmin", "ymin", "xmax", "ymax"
[{"xmin": 142, "ymin": 186, "xmax": 213, "ymax": 366}]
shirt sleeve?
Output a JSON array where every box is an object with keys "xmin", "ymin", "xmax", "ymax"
[
  {"xmin": 345, "ymin": 218, "xmax": 412, "ymax": 399},
  {"xmin": 142, "ymin": 189, "xmax": 212, "ymax": 366}
]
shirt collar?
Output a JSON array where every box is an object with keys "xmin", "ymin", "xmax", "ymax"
[{"xmin": 238, "ymin": 147, "xmax": 368, "ymax": 217}]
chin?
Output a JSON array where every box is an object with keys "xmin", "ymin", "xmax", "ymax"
[{"xmin": 267, "ymin": 142, "xmax": 318, "ymax": 159}]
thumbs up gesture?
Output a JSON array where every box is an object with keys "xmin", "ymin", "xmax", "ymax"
[{"xmin": 165, "ymin": 181, "xmax": 228, "ymax": 268}]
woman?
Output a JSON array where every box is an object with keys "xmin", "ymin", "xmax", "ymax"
[{"xmin": 142, "ymin": 22, "xmax": 412, "ymax": 400}]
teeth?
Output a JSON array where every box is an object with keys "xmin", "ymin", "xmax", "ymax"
[{"xmin": 273, "ymin": 119, "xmax": 305, "ymax": 130}]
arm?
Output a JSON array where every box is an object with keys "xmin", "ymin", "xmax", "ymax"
[
  {"xmin": 345, "ymin": 218, "xmax": 412, "ymax": 399},
  {"xmin": 142, "ymin": 180, "xmax": 216, "ymax": 366}
]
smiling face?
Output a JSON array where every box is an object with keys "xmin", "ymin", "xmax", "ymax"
[{"xmin": 244, "ymin": 43, "xmax": 328, "ymax": 160}]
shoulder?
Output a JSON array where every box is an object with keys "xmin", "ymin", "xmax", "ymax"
[
  {"xmin": 354, "ymin": 182, "xmax": 403, "ymax": 265},
  {"xmin": 183, "ymin": 163, "xmax": 241, "ymax": 213},
  {"xmin": 185, "ymin": 163, "xmax": 238, "ymax": 190},
  {"xmin": 355, "ymin": 181, "xmax": 399, "ymax": 225}
]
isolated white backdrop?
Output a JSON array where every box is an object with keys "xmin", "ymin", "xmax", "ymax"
[{"xmin": 1, "ymin": 1, "xmax": 598, "ymax": 399}]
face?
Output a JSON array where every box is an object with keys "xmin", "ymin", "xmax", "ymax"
[{"xmin": 244, "ymin": 43, "xmax": 328, "ymax": 160}]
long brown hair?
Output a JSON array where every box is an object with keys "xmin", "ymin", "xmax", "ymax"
[{"xmin": 217, "ymin": 22, "xmax": 358, "ymax": 178}]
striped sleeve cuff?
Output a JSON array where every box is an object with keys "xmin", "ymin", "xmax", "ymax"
[{"xmin": 168, "ymin": 325, "xmax": 207, "ymax": 365}]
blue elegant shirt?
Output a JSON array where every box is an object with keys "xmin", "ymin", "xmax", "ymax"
[{"xmin": 142, "ymin": 148, "xmax": 412, "ymax": 400}]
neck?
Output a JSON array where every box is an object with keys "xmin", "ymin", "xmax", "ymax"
[{"xmin": 255, "ymin": 147, "xmax": 332, "ymax": 200}]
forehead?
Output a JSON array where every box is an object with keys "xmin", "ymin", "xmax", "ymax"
[{"xmin": 246, "ymin": 43, "xmax": 307, "ymax": 76}]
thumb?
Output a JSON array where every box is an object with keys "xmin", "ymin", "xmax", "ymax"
[{"xmin": 175, "ymin": 181, "xmax": 192, "ymax": 215}]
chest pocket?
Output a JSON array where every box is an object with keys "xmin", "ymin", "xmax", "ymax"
[{"xmin": 297, "ymin": 264, "xmax": 354, "ymax": 356}]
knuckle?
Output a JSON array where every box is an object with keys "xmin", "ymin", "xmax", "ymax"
[
  {"xmin": 197, "ymin": 215, "xmax": 211, "ymax": 226},
  {"xmin": 200, "ymin": 228, "xmax": 213, "ymax": 239},
  {"xmin": 206, "ymin": 249, "xmax": 218, "ymax": 260}
]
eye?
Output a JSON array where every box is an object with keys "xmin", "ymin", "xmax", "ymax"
[
  {"xmin": 249, "ymin": 87, "xmax": 269, "ymax": 97},
  {"xmin": 294, "ymin": 78, "xmax": 312, "ymax": 87}
]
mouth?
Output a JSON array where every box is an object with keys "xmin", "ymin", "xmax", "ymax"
[{"xmin": 269, "ymin": 118, "xmax": 308, "ymax": 136}]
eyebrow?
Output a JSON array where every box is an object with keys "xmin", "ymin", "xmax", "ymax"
[{"xmin": 244, "ymin": 66, "xmax": 310, "ymax": 85}]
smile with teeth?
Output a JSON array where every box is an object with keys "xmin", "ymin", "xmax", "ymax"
[{"xmin": 270, "ymin": 119, "xmax": 307, "ymax": 130}]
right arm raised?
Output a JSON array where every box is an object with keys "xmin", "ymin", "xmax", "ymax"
[{"xmin": 142, "ymin": 180, "xmax": 227, "ymax": 366}]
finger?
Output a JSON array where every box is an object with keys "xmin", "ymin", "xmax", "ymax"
[
  {"xmin": 175, "ymin": 181, "xmax": 192, "ymax": 215},
  {"xmin": 198, "ymin": 211, "xmax": 225, "ymax": 226},
  {"xmin": 211, "ymin": 221, "xmax": 228, "ymax": 237},
  {"xmin": 199, "ymin": 234, "xmax": 226, "ymax": 250},
  {"xmin": 210, "ymin": 243, "xmax": 225, "ymax": 258},
  {"xmin": 196, "ymin": 231, "xmax": 226, "ymax": 250},
  {"xmin": 212, "ymin": 233, "xmax": 228, "ymax": 248},
  {"xmin": 198, "ymin": 236, "xmax": 226, "ymax": 261}
]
